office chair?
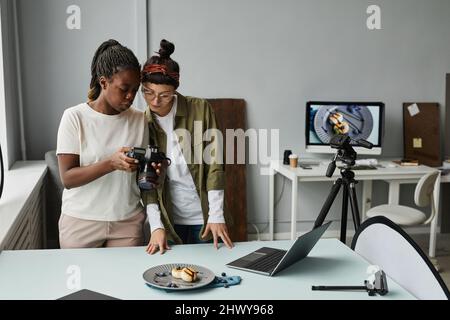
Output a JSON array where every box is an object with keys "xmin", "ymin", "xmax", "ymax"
[
  {"xmin": 365, "ymin": 171, "xmax": 440, "ymax": 257},
  {"xmin": 351, "ymin": 216, "xmax": 449, "ymax": 300},
  {"xmin": 45, "ymin": 150, "xmax": 64, "ymax": 248}
]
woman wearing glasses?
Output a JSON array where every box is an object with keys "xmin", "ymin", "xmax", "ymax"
[{"xmin": 141, "ymin": 39, "xmax": 234, "ymax": 254}]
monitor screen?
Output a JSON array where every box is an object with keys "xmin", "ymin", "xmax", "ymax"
[{"xmin": 305, "ymin": 101, "xmax": 384, "ymax": 155}]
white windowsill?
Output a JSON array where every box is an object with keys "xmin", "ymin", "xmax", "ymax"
[{"xmin": 0, "ymin": 161, "xmax": 47, "ymax": 249}]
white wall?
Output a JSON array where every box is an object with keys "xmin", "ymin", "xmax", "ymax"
[
  {"xmin": 148, "ymin": 0, "xmax": 450, "ymax": 234},
  {"xmin": 6, "ymin": 0, "xmax": 450, "ymax": 235},
  {"xmin": 15, "ymin": 0, "xmax": 146, "ymax": 160}
]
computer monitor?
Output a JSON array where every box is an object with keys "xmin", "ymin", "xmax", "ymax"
[{"xmin": 305, "ymin": 101, "xmax": 384, "ymax": 155}]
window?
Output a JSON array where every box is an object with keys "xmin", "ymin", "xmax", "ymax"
[{"xmin": 0, "ymin": 4, "xmax": 8, "ymax": 170}]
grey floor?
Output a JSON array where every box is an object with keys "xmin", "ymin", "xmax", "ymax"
[{"xmin": 410, "ymin": 233, "xmax": 450, "ymax": 288}]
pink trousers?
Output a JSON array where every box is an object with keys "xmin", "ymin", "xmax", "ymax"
[{"xmin": 59, "ymin": 211, "xmax": 146, "ymax": 249}]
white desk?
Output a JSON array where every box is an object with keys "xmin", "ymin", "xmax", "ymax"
[
  {"xmin": 269, "ymin": 160, "xmax": 440, "ymax": 257},
  {"xmin": 0, "ymin": 239, "xmax": 414, "ymax": 300}
]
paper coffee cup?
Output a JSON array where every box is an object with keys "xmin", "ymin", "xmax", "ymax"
[{"xmin": 289, "ymin": 154, "xmax": 298, "ymax": 168}]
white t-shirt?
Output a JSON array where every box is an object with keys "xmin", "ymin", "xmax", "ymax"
[
  {"xmin": 56, "ymin": 103, "xmax": 148, "ymax": 221},
  {"xmin": 155, "ymin": 99, "xmax": 204, "ymax": 225},
  {"xmin": 146, "ymin": 97, "xmax": 225, "ymax": 232}
]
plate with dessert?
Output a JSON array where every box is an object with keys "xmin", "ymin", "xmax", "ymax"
[{"xmin": 143, "ymin": 263, "xmax": 216, "ymax": 291}]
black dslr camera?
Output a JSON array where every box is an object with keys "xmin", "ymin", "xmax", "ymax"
[
  {"xmin": 326, "ymin": 134, "xmax": 373, "ymax": 177},
  {"xmin": 126, "ymin": 145, "xmax": 171, "ymax": 190}
]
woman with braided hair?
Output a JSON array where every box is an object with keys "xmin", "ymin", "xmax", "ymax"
[
  {"xmin": 56, "ymin": 39, "xmax": 152, "ymax": 248},
  {"xmin": 141, "ymin": 39, "xmax": 234, "ymax": 254}
]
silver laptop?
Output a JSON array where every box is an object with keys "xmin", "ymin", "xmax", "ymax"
[{"xmin": 226, "ymin": 221, "xmax": 331, "ymax": 276}]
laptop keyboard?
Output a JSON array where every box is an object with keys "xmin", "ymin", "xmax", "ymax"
[
  {"xmin": 245, "ymin": 250, "xmax": 286, "ymax": 273},
  {"xmin": 338, "ymin": 165, "xmax": 377, "ymax": 170}
]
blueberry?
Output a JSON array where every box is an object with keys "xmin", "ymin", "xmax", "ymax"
[
  {"xmin": 221, "ymin": 272, "xmax": 226, "ymax": 277},
  {"xmin": 224, "ymin": 284, "xmax": 229, "ymax": 288}
]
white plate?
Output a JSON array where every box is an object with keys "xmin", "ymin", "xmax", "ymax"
[{"xmin": 143, "ymin": 263, "xmax": 215, "ymax": 291}]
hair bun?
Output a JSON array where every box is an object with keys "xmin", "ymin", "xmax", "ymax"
[
  {"xmin": 105, "ymin": 39, "xmax": 120, "ymax": 47},
  {"xmin": 158, "ymin": 39, "xmax": 175, "ymax": 59}
]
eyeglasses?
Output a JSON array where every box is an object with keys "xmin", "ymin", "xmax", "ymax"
[{"xmin": 141, "ymin": 88, "xmax": 175, "ymax": 102}]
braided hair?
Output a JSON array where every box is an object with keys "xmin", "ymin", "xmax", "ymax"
[
  {"xmin": 141, "ymin": 39, "xmax": 180, "ymax": 89},
  {"xmin": 88, "ymin": 39, "xmax": 141, "ymax": 101}
]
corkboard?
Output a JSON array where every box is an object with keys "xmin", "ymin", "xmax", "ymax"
[
  {"xmin": 403, "ymin": 103, "xmax": 441, "ymax": 167},
  {"xmin": 207, "ymin": 99, "xmax": 247, "ymax": 242}
]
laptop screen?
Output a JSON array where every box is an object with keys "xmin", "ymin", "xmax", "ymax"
[
  {"xmin": 227, "ymin": 221, "xmax": 332, "ymax": 276},
  {"xmin": 271, "ymin": 221, "xmax": 331, "ymax": 275}
]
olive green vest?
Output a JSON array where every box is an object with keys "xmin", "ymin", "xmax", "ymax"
[{"xmin": 141, "ymin": 93, "xmax": 231, "ymax": 244}]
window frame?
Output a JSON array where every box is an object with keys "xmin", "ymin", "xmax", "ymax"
[{"xmin": 0, "ymin": 2, "xmax": 8, "ymax": 170}]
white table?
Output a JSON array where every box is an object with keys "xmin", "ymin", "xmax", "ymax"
[
  {"xmin": 269, "ymin": 160, "xmax": 440, "ymax": 257},
  {"xmin": 0, "ymin": 239, "xmax": 414, "ymax": 300}
]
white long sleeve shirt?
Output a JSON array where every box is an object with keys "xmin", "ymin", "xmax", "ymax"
[{"xmin": 146, "ymin": 97, "xmax": 225, "ymax": 233}]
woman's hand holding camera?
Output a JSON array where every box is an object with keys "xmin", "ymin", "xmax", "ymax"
[
  {"xmin": 151, "ymin": 160, "xmax": 169, "ymax": 183},
  {"xmin": 109, "ymin": 147, "xmax": 139, "ymax": 172}
]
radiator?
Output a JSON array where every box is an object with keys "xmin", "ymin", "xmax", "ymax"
[{"xmin": 3, "ymin": 177, "xmax": 46, "ymax": 250}]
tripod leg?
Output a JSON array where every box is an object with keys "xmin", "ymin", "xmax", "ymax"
[
  {"xmin": 314, "ymin": 179, "xmax": 343, "ymax": 229},
  {"xmin": 348, "ymin": 182, "xmax": 361, "ymax": 229},
  {"xmin": 340, "ymin": 185, "xmax": 349, "ymax": 243}
]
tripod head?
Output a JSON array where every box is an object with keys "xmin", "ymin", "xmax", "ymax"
[{"xmin": 326, "ymin": 134, "xmax": 373, "ymax": 177}]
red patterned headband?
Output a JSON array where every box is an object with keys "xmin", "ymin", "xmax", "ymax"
[{"xmin": 142, "ymin": 64, "xmax": 180, "ymax": 82}]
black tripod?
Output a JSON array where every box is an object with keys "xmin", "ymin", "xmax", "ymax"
[
  {"xmin": 313, "ymin": 134, "xmax": 373, "ymax": 243},
  {"xmin": 313, "ymin": 165, "xmax": 360, "ymax": 243}
]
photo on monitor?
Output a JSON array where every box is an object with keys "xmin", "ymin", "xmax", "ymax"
[{"xmin": 305, "ymin": 101, "xmax": 384, "ymax": 155}]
